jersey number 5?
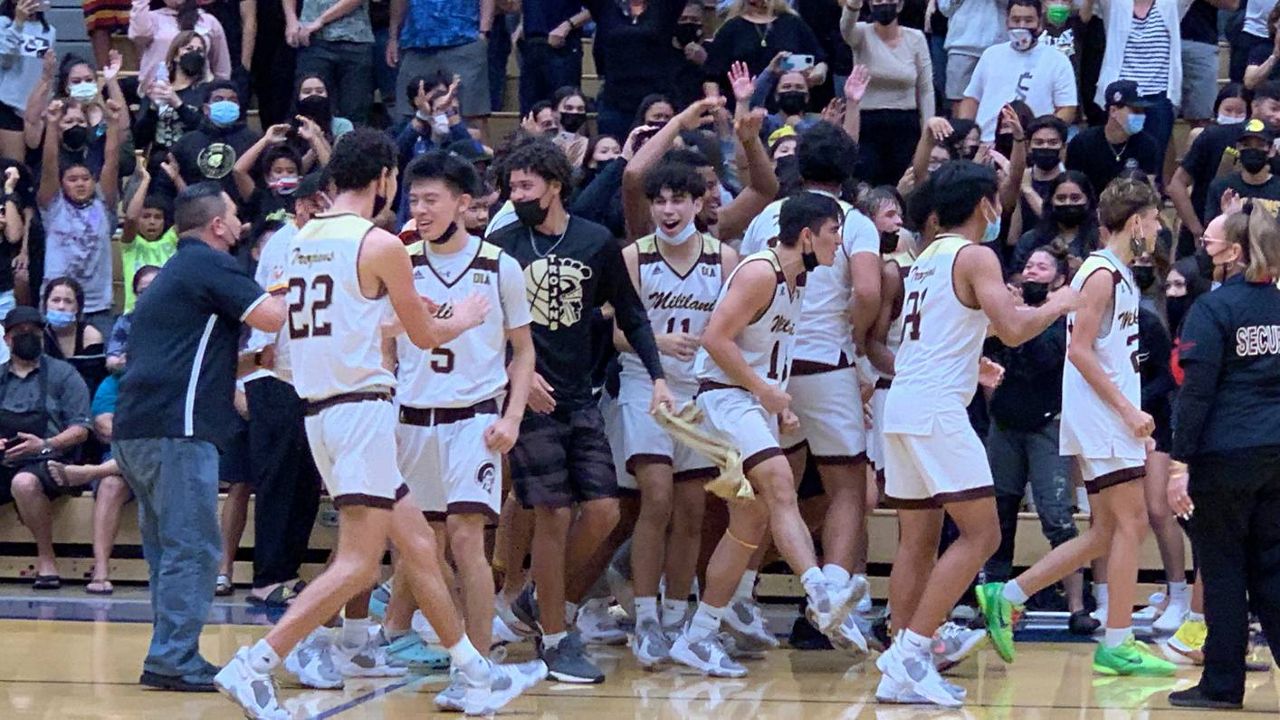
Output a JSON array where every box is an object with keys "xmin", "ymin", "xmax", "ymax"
[
  {"xmin": 288, "ymin": 275, "xmax": 335, "ymax": 340},
  {"xmin": 904, "ymin": 289, "xmax": 927, "ymax": 341}
]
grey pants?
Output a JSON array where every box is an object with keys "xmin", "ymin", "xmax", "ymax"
[
  {"xmin": 114, "ymin": 437, "xmax": 221, "ymax": 679},
  {"xmin": 983, "ymin": 418, "xmax": 1078, "ymax": 582}
]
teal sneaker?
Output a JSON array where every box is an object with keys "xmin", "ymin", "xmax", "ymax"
[{"xmin": 975, "ymin": 582, "xmax": 1016, "ymax": 663}]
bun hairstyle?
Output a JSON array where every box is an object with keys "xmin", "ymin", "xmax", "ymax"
[{"xmin": 1225, "ymin": 202, "xmax": 1280, "ymax": 282}]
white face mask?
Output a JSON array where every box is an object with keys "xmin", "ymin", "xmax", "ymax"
[
  {"xmin": 656, "ymin": 220, "xmax": 697, "ymax": 246},
  {"xmin": 431, "ymin": 114, "xmax": 449, "ymax": 134},
  {"xmin": 68, "ymin": 81, "xmax": 99, "ymax": 103},
  {"xmin": 1217, "ymin": 114, "xmax": 1246, "ymax": 126}
]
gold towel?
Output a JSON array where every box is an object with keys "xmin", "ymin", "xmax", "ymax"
[{"xmin": 653, "ymin": 403, "xmax": 755, "ymax": 501}]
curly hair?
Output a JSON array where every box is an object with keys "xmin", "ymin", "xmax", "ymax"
[
  {"xmin": 500, "ymin": 140, "xmax": 574, "ymax": 203},
  {"xmin": 328, "ymin": 127, "xmax": 398, "ymax": 192}
]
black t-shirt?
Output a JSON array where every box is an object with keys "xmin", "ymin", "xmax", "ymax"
[
  {"xmin": 584, "ymin": 0, "xmax": 683, "ymax": 111},
  {"xmin": 1247, "ymin": 41, "xmax": 1280, "ymax": 82},
  {"xmin": 797, "ymin": 0, "xmax": 851, "ymax": 76},
  {"xmin": 114, "ymin": 238, "xmax": 267, "ymax": 450},
  {"xmin": 987, "ymin": 317, "xmax": 1067, "ymax": 432},
  {"xmin": 704, "ymin": 14, "xmax": 826, "ymax": 94},
  {"xmin": 171, "ymin": 122, "xmax": 261, "ymax": 200},
  {"xmin": 1203, "ymin": 171, "xmax": 1280, "ymax": 222},
  {"xmin": 244, "ymin": 186, "xmax": 294, "ymax": 226},
  {"xmin": 1180, "ymin": 123, "xmax": 1247, "ymax": 225},
  {"xmin": 487, "ymin": 215, "xmax": 664, "ymax": 410},
  {"xmin": 1065, "ymin": 126, "xmax": 1160, "ymax": 194},
  {"xmin": 1180, "ymin": 0, "xmax": 1219, "ymax": 45}
]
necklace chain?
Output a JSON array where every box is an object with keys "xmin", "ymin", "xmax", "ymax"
[{"xmin": 530, "ymin": 217, "xmax": 571, "ymax": 258}]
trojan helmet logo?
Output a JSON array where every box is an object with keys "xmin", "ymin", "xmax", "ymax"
[
  {"xmin": 197, "ymin": 142, "xmax": 236, "ymax": 179},
  {"xmin": 525, "ymin": 256, "xmax": 592, "ymax": 330}
]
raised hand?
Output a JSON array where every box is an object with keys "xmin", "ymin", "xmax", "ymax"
[
  {"xmin": 678, "ymin": 95, "xmax": 725, "ymax": 130},
  {"xmin": 925, "ymin": 116, "xmax": 953, "ymax": 143},
  {"xmin": 998, "ymin": 104, "xmax": 1024, "ymax": 141},
  {"xmin": 728, "ymin": 60, "xmax": 755, "ymax": 103},
  {"xmin": 3, "ymin": 167, "xmax": 18, "ymax": 194},
  {"xmin": 844, "ymin": 64, "xmax": 871, "ymax": 104},
  {"xmin": 15, "ymin": 0, "xmax": 38, "ymax": 24},
  {"xmin": 820, "ymin": 98, "xmax": 845, "ymax": 126},
  {"xmin": 266, "ymin": 123, "xmax": 292, "ymax": 144},
  {"xmin": 295, "ymin": 115, "xmax": 322, "ymax": 142},
  {"xmin": 103, "ymin": 48, "xmax": 123, "ymax": 83},
  {"xmin": 45, "ymin": 99, "xmax": 65, "ymax": 123},
  {"xmin": 160, "ymin": 153, "xmax": 182, "ymax": 181},
  {"xmin": 734, "ymin": 107, "xmax": 766, "ymax": 143}
]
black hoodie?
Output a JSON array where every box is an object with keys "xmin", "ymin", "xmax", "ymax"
[{"xmin": 170, "ymin": 119, "xmax": 261, "ymax": 198}]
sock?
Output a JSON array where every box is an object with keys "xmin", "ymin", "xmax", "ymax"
[
  {"xmin": 565, "ymin": 601, "xmax": 579, "ymax": 625},
  {"xmin": 1187, "ymin": 611, "xmax": 1205, "ymax": 623},
  {"xmin": 342, "ymin": 617, "xmax": 372, "ymax": 648},
  {"xmin": 542, "ymin": 631, "xmax": 568, "ymax": 650},
  {"xmin": 800, "ymin": 567, "xmax": 826, "ymax": 595},
  {"xmin": 448, "ymin": 636, "xmax": 486, "ymax": 676},
  {"xmin": 1093, "ymin": 583, "xmax": 1108, "ymax": 607},
  {"xmin": 384, "ymin": 625, "xmax": 409, "ymax": 641},
  {"xmin": 1168, "ymin": 581, "xmax": 1189, "ymax": 603},
  {"xmin": 662, "ymin": 599, "xmax": 687, "ymax": 628},
  {"xmin": 822, "ymin": 564, "xmax": 851, "ymax": 587},
  {"xmin": 687, "ymin": 602, "xmax": 725, "ymax": 642},
  {"xmin": 1103, "ymin": 627, "xmax": 1131, "ymax": 648},
  {"xmin": 248, "ymin": 639, "xmax": 281, "ymax": 674},
  {"xmin": 900, "ymin": 629, "xmax": 933, "ymax": 657},
  {"xmin": 734, "ymin": 571, "xmax": 758, "ymax": 601},
  {"xmin": 1002, "ymin": 580, "xmax": 1030, "ymax": 606},
  {"xmin": 635, "ymin": 596, "xmax": 659, "ymax": 625}
]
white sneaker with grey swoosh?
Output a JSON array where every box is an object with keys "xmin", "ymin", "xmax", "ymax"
[{"xmin": 215, "ymin": 647, "xmax": 291, "ymax": 720}]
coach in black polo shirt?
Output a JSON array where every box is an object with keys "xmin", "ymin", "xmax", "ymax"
[{"xmin": 113, "ymin": 183, "xmax": 285, "ymax": 692}]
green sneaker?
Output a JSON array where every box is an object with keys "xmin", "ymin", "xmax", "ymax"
[
  {"xmin": 975, "ymin": 582, "xmax": 1016, "ymax": 663},
  {"xmin": 1093, "ymin": 637, "xmax": 1177, "ymax": 677}
]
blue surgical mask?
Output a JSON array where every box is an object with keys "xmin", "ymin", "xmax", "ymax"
[
  {"xmin": 981, "ymin": 204, "xmax": 1002, "ymax": 244},
  {"xmin": 208, "ymin": 100, "xmax": 240, "ymax": 126},
  {"xmin": 1124, "ymin": 112, "xmax": 1146, "ymax": 135},
  {"xmin": 46, "ymin": 309, "xmax": 75, "ymax": 329}
]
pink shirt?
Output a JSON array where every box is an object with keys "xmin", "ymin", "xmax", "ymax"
[{"xmin": 129, "ymin": 0, "xmax": 232, "ymax": 87}]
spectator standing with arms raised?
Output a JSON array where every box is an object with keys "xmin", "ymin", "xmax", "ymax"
[
  {"xmin": 0, "ymin": 0, "xmax": 55, "ymax": 162},
  {"xmin": 840, "ymin": 0, "xmax": 934, "ymax": 186},
  {"xmin": 388, "ymin": 0, "xmax": 493, "ymax": 134}
]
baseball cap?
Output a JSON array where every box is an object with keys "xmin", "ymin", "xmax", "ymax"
[
  {"xmin": 1239, "ymin": 118, "xmax": 1275, "ymax": 144},
  {"xmin": 4, "ymin": 306, "xmax": 44, "ymax": 330},
  {"xmin": 1104, "ymin": 80, "xmax": 1151, "ymax": 110}
]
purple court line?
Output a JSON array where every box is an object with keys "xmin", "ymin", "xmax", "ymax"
[{"xmin": 310, "ymin": 676, "xmax": 427, "ymax": 719}]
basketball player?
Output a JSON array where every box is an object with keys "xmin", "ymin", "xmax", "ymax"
[
  {"xmin": 978, "ymin": 177, "xmax": 1177, "ymax": 677},
  {"xmin": 215, "ymin": 129, "xmax": 546, "ymax": 719},
  {"xmin": 615, "ymin": 161, "xmax": 739, "ymax": 668},
  {"xmin": 386, "ymin": 150, "xmax": 537, "ymax": 708},
  {"xmin": 736, "ymin": 123, "xmax": 881, "ymax": 654},
  {"xmin": 876, "ymin": 161, "xmax": 1078, "ymax": 707},
  {"xmin": 674, "ymin": 192, "xmax": 859, "ymax": 677}
]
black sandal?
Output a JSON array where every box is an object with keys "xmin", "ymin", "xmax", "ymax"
[
  {"xmin": 246, "ymin": 583, "xmax": 299, "ymax": 608},
  {"xmin": 86, "ymin": 578, "xmax": 114, "ymax": 595},
  {"xmin": 32, "ymin": 575, "xmax": 61, "ymax": 590}
]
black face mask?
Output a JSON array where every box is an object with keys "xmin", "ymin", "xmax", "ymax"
[
  {"xmin": 62, "ymin": 125, "xmax": 89, "ymax": 152},
  {"xmin": 1054, "ymin": 203, "xmax": 1088, "ymax": 228},
  {"xmin": 1193, "ymin": 246, "xmax": 1214, "ymax": 280},
  {"xmin": 995, "ymin": 132, "xmax": 1014, "ymax": 160},
  {"xmin": 802, "ymin": 248, "xmax": 819, "ymax": 272},
  {"xmin": 372, "ymin": 192, "xmax": 388, "ymax": 218},
  {"xmin": 428, "ymin": 221, "xmax": 458, "ymax": 245},
  {"xmin": 1021, "ymin": 280, "xmax": 1050, "ymax": 306},
  {"xmin": 879, "ymin": 231, "xmax": 899, "ymax": 255},
  {"xmin": 1029, "ymin": 147, "xmax": 1061, "ymax": 172},
  {"xmin": 1132, "ymin": 265, "xmax": 1156, "ymax": 292},
  {"xmin": 178, "ymin": 50, "xmax": 206, "ymax": 77},
  {"xmin": 674, "ymin": 22, "xmax": 702, "ymax": 47},
  {"xmin": 869, "ymin": 3, "xmax": 898, "ymax": 25},
  {"xmin": 11, "ymin": 332, "xmax": 41, "ymax": 362},
  {"xmin": 1166, "ymin": 294, "xmax": 1190, "ymax": 333},
  {"xmin": 297, "ymin": 94, "xmax": 333, "ymax": 127},
  {"xmin": 777, "ymin": 91, "xmax": 808, "ymax": 116},
  {"xmin": 514, "ymin": 197, "xmax": 550, "ymax": 227},
  {"xmin": 560, "ymin": 112, "xmax": 587, "ymax": 133},
  {"xmin": 1240, "ymin": 147, "xmax": 1270, "ymax": 174}
]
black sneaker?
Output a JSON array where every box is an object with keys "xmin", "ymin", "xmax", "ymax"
[
  {"xmin": 541, "ymin": 632, "xmax": 604, "ymax": 684},
  {"xmin": 513, "ymin": 585, "xmax": 542, "ymax": 635},
  {"xmin": 140, "ymin": 670, "xmax": 217, "ymax": 692},
  {"xmin": 1068, "ymin": 610, "xmax": 1101, "ymax": 636},
  {"xmin": 787, "ymin": 615, "xmax": 832, "ymax": 650},
  {"xmin": 1168, "ymin": 686, "xmax": 1243, "ymax": 709}
]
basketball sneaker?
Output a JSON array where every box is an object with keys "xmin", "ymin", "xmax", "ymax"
[
  {"xmin": 932, "ymin": 622, "xmax": 987, "ymax": 672},
  {"xmin": 805, "ymin": 576, "xmax": 866, "ymax": 636},
  {"xmin": 541, "ymin": 631, "xmax": 605, "ymax": 684},
  {"xmin": 335, "ymin": 629, "xmax": 409, "ymax": 678},
  {"xmin": 670, "ymin": 631, "xmax": 749, "ymax": 678},
  {"xmin": 283, "ymin": 627, "xmax": 344, "ymax": 689},
  {"xmin": 434, "ymin": 668, "xmax": 467, "ymax": 712},
  {"xmin": 576, "ymin": 597, "xmax": 627, "ymax": 645},
  {"xmin": 215, "ymin": 647, "xmax": 291, "ymax": 720},
  {"xmin": 724, "ymin": 597, "xmax": 779, "ymax": 650},
  {"xmin": 496, "ymin": 596, "xmax": 536, "ymax": 639},
  {"xmin": 511, "ymin": 585, "xmax": 542, "ymax": 635},
  {"xmin": 1093, "ymin": 637, "xmax": 1177, "ymax": 676},
  {"xmin": 1153, "ymin": 601, "xmax": 1188, "ymax": 635},
  {"xmin": 631, "ymin": 618, "xmax": 672, "ymax": 668},
  {"xmin": 830, "ymin": 611, "xmax": 870, "ymax": 660},
  {"xmin": 875, "ymin": 674, "xmax": 967, "ymax": 704},
  {"xmin": 1161, "ymin": 617, "xmax": 1206, "ymax": 665},
  {"xmin": 450, "ymin": 656, "xmax": 547, "ymax": 716},
  {"xmin": 874, "ymin": 640, "xmax": 962, "ymax": 707},
  {"xmin": 717, "ymin": 631, "xmax": 769, "ymax": 661},
  {"xmin": 854, "ymin": 574, "xmax": 873, "ymax": 614},
  {"xmin": 975, "ymin": 582, "xmax": 1016, "ymax": 663}
]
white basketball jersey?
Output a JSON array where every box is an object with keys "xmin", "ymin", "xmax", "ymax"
[
  {"xmin": 286, "ymin": 213, "xmax": 397, "ymax": 401},
  {"xmin": 397, "ymin": 237, "xmax": 511, "ymax": 408},
  {"xmin": 739, "ymin": 192, "xmax": 878, "ymax": 367},
  {"xmin": 694, "ymin": 250, "xmax": 805, "ymax": 390},
  {"xmin": 879, "ymin": 248, "xmax": 916, "ymax": 380},
  {"xmin": 1060, "ymin": 249, "xmax": 1144, "ymax": 458},
  {"xmin": 619, "ymin": 233, "xmax": 724, "ymax": 402},
  {"xmin": 883, "ymin": 235, "xmax": 989, "ymax": 433}
]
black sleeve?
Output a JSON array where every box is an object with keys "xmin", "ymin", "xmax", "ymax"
[
  {"xmin": 176, "ymin": 102, "xmax": 204, "ymax": 132},
  {"xmin": 1140, "ymin": 310, "xmax": 1175, "ymax": 407},
  {"xmin": 1064, "ymin": 133, "xmax": 1084, "ymax": 173},
  {"xmin": 703, "ymin": 20, "xmax": 744, "ymax": 82},
  {"xmin": 1180, "ymin": 127, "xmax": 1211, "ymax": 175},
  {"xmin": 132, "ymin": 101, "xmax": 158, "ymax": 150},
  {"xmin": 571, "ymin": 157, "xmax": 624, "ymax": 226},
  {"xmin": 1171, "ymin": 298, "xmax": 1225, "ymax": 461},
  {"xmin": 600, "ymin": 239, "xmax": 664, "ymax": 380},
  {"xmin": 787, "ymin": 14, "xmax": 826, "ymax": 62},
  {"xmin": 1136, "ymin": 136, "xmax": 1160, "ymax": 176},
  {"xmin": 200, "ymin": 250, "xmax": 271, "ymax": 323}
]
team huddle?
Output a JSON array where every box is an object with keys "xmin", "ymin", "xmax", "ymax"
[{"xmin": 206, "ymin": 123, "xmax": 1171, "ymax": 718}]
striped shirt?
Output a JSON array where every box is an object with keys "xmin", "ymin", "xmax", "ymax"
[{"xmin": 1118, "ymin": 3, "xmax": 1171, "ymax": 97}]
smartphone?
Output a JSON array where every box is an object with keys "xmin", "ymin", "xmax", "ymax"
[{"xmin": 780, "ymin": 54, "xmax": 815, "ymax": 72}]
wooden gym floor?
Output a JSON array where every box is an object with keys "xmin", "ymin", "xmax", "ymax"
[{"xmin": 1, "ymin": 590, "xmax": 1276, "ymax": 719}]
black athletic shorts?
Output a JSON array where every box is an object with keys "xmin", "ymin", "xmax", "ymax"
[{"xmin": 509, "ymin": 406, "xmax": 618, "ymax": 509}]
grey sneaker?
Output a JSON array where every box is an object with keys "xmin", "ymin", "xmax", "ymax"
[
  {"xmin": 631, "ymin": 618, "xmax": 672, "ymax": 669},
  {"xmin": 283, "ymin": 627, "xmax": 343, "ymax": 689},
  {"xmin": 932, "ymin": 621, "xmax": 986, "ymax": 673},
  {"xmin": 541, "ymin": 632, "xmax": 604, "ymax": 684},
  {"xmin": 215, "ymin": 647, "xmax": 291, "ymax": 720},
  {"xmin": 805, "ymin": 577, "xmax": 865, "ymax": 636},
  {"xmin": 670, "ymin": 631, "xmax": 749, "ymax": 678},
  {"xmin": 335, "ymin": 629, "xmax": 409, "ymax": 678},
  {"xmin": 434, "ymin": 670, "xmax": 465, "ymax": 712},
  {"xmin": 724, "ymin": 598, "xmax": 779, "ymax": 650},
  {"xmin": 512, "ymin": 585, "xmax": 542, "ymax": 635}
]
